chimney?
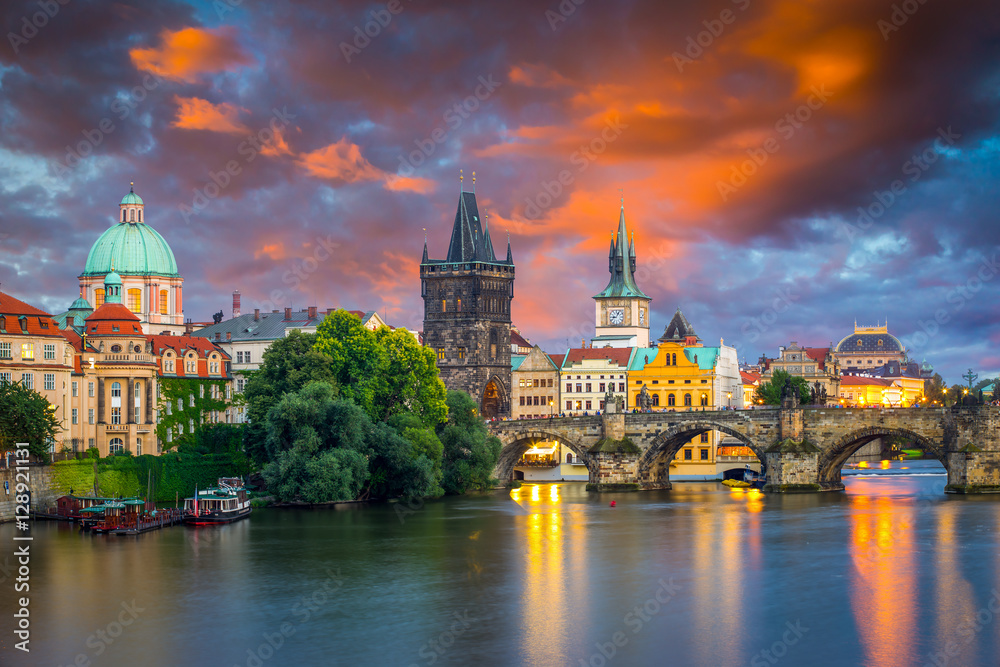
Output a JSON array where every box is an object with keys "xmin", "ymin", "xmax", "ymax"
[
  {"xmin": 284, "ymin": 307, "xmax": 292, "ymax": 320},
  {"xmin": 308, "ymin": 306, "xmax": 317, "ymax": 319},
  {"xmin": 226, "ymin": 332, "xmax": 231, "ymax": 342},
  {"xmin": 232, "ymin": 290, "xmax": 241, "ymax": 318},
  {"xmin": 184, "ymin": 318, "xmax": 193, "ymax": 335},
  {"xmin": 254, "ymin": 309, "xmax": 260, "ymax": 321}
]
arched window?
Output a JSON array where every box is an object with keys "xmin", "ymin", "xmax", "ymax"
[
  {"xmin": 136, "ymin": 438, "xmax": 142, "ymax": 456},
  {"xmin": 566, "ymin": 453, "xmax": 573, "ymax": 464},
  {"xmin": 857, "ymin": 340, "xmax": 863, "ymax": 347},
  {"xmin": 700, "ymin": 394, "xmax": 708, "ymax": 406},
  {"xmin": 95, "ymin": 289, "xmax": 105, "ymax": 308},
  {"xmin": 122, "ymin": 210, "xmax": 126, "ymax": 222},
  {"xmin": 652, "ymin": 393, "xmax": 660, "ymax": 406},
  {"xmin": 665, "ymin": 353, "xmax": 671, "ymax": 366},
  {"xmin": 128, "ymin": 289, "xmax": 141, "ymax": 313},
  {"xmin": 159, "ymin": 289, "xmax": 169, "ymax": 315},
  {"xmin": 684, "ymin": 393, "xmax": 692, "ymax": 407},
  {"xmin": 138, "ymin": 210, "xmax": 142, "ymax": 223},
  {"xmin": 111, "ymin": 381, "xmax": 121, "ymax": 397},
  {"xmin": 134, "ymin": 382, "xmax": 141, "ymax": 398},
  {"xmin": 109, "ymin": 438, "xmax": 123, "ymax": 454},
  {"xmin": 877, "ymin": 339, "xmax": 883, "ymax": 347},
  {"xmin": 441, "ymin": 299, "xmax": 446, "ymax": 313},
  {"xmin": 672, "ymin": 353, "xmax": 677, "ymax": 365},
  {"xmin": 667, "ymin": 394, "xmax": 675, "ymax": 406}
]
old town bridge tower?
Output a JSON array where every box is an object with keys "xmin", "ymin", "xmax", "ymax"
[{"xmin": 420, "ymin": 187, "xmax": 514, "ymax": 419}]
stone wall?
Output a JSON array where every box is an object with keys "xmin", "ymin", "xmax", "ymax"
[{"xmin": 0, "ymin": 465, "xmax": 57, "ymax": 523}]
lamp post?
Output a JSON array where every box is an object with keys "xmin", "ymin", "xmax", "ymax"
[{"xmin": 726, "ymin": 391, "xmax": 732, "ymax": 409}]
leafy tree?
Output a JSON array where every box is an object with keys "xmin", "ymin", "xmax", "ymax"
[
  {"xmin": 0, "ymin": 381, "xmax": 61, "ymax": 459},
  {"xmin": 924, "ymin": 373, "xmax": 947, "ymax": 405},
  {"xmin": 388, "ymin": 413, "xmax": 444, "ymax": 496},
  {"xmin": 242, "ymin": 330, "xmax": 340, "ymax": 465},
  {"xmin": 437, "ymin": 391, "xmax": 502, "ymax": 494},
  {"xmin": 261, "ymin": 382, "xmax": 437, "ymax": 502},
  {"xmin": 753, "ymin": 369, "xmax": 811, "ymax": 406},
  {"xmin": 314, "ymin": 310, "xmax": 447, "ymax": 427}
]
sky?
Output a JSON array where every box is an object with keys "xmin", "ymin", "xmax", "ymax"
[{"xmin": 0, "ymin": 0, "xmax": 998, "ymax": 383}]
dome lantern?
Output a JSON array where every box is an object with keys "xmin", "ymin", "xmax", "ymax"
[{"xmin": 119, "ymin": 182, "xmax": 145, "ymax": 224}]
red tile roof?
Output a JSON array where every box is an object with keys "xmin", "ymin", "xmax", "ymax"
[
  {"xmin": 548, "ymin": 353, "xmax": 565, "ymax": 368},
  {"xmin": 148, "ymin": 335, "xmax": 230, "ymax": 359},
  {"xmin": 0, "ymin": 290, "xmax": 63, "ymax": 337},
  {"xmin": 84, "ymin": 303, "xmax": 143, "ymax": 335},
  {"xmin": 510, "ymin": 330, "xmax": 531, "ymax": 349},
  {"xmin": 803, "ymin": 347, "xmax": 830, "ymax": 370},
  {"xmin": 740, "ymin": 371, "xmax": 761, "ymax": 384},
  {"xmin": 562, "ymin": 347, "xmax": 632, "ymax": 367}
]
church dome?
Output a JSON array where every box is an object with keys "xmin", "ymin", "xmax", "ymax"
[
  {"xmin": 835, "ymin": 332, "xmax": 903, "ymax": 353},
  {"xmin": 82, "ymin": 187, "xmax": 178, "ymax": 277}
]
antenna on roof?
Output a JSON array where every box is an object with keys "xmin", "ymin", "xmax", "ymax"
[
  {"xmin": 459, "ymin": 169, "xmax": 463, "ymax": 193},
  {"xmin": 472, "ymin": 170, "xmax": 476, "ymax": 193}
]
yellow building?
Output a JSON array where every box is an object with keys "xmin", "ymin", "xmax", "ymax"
[
  {"xmin": 511, "ymin": 345, "xmax": 563, "ymax": 419},
  {"xmin": 628, "ymin": 309, "xmax": 742, "ymax": 479},
  {"xmin": 838, "ymin": 375, "xmax": 924, "ymax": 407}
]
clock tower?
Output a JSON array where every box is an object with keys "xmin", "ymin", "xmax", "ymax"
[{"xmin": 592, "ymin": 204, "xmax": 651, "ymax": 348}]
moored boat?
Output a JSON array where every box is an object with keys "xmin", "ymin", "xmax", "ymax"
[{"xmin": 183, "ymin": 477, "xmax": 251, "ymax": 525}]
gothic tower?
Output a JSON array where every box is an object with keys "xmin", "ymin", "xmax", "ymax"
[
  {"xmin": 592, "ymin": 204, "xmax": 651, "ymax": 347},
  {"xmin": 420, "ymin": 188, "xmax": 515, "ymax": 419}
]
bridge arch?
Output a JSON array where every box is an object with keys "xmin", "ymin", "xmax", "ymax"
[
  {"xmin": 817, "ymin": 427, "xmax": 948, "ymax": 487},
  {"xmin": 637, "ymin": 422, "xmax": 766, "ymax": 488},
  {"xmin": 493, "ymin": 430, "xmax": 593, "ymax": 482}
]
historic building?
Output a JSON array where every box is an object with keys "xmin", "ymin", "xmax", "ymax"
[
  {"xmin": 420, "ymin": 189, "xmax": 514, "ymax": 419},
  {"xmin": 592, "ymin": 205, "xmax": 651, "ymax": 348},
  {"xmin": 560, "ymin": 347, "xmax": 633, "ymax": 415},
  {"xmin": 628, "ymin": 309, "xmax": 742, "ymax": 480},
  {"xmin": 760, "ymin": 341, "xmax": 841, "ymax": 402},
  {"xmin": 75, "ymin": 184, "xmax": 185, "ymax": 335},
  {"xmin": 511, "ymin": 345, "xmax": 563, "ymax": 419},
  {"xmin": 833, "ymin": 322, "xmax": 907, "ymax": 371}
]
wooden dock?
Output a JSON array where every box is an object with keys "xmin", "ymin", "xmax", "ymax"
[{"xmin": 108, "ymin": 509, "xmax": 185, "ymax": 535}]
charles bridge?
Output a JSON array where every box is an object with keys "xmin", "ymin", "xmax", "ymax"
[{"xmin": 488, "ymin": 398, "xmax": 1000, "ymax": 494}]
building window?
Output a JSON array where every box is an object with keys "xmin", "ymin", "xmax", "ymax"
[
  {"xmin": 135, "ymin": 406, "xmax": 141, "ymax": 423},
  {"xmin": 437, "ymin": 349, "xmax": 445, "ymax": 361},
  {"xmin": 0, "ymin": 342, "xmax": 9, "ymax": 359},
  {"xmin": 684, "ymin": 393, "xmax": 692, "ymax": 407},
  {"xmin": 652, "ymin": 394, "xmax": 660, "ymax": 407},
  {"xmin": 136, "ymin": 438, "xmax": 142, "ymax": 456},
  {"xmin": 700, "ymin": 395, "xmax": 708, "ymax": 406},
  {"xmin": 72, "ymin": 408, "xmax": 78, "ymax": 424},
  {"xmin": 441, "ymin": 299, "xmax": 447, "ymax": 313},
  {"xmin": 667, "ymin": 394, "xmax": 675, "ymax": 406},
  {"xmin": 520, "ymin": 396, "xmax": 525, "ymax": 406},
  {"xmin": 44, "ymin": 373, "xmax": 55, "ymax": 390},
  {"xmin": 576, "ymin": 383, "xmax": 582, "ymax": 393},
  {"xmin": 237, "ymin": 378, "xmax": 245, "ymax": 393},
  {"xmin": 619, "ymin": 382, "xmax": 625, "ymax": 392},
  {"xmin": 0, "ymin": 372, "xmax": 11, "ymax": 384},
  {"xmin": 111, "ymin": 382, "xmax": 121, "ymax": 398},
  {"xmin": 89, "ymin": 382, "xmax": 95, "ymax": 397},
  {"xmin": 189, "ymin": 394, "xmax": 195, "ymax": 407},
  {"xmin": 109, "ymin": 438, "xmax": 123, "ymax": 454},
  {"xmin": 88, "ymin": 409, "xmax": 94, "ymax": 424},
  {"xmin": 72, "ymin": 381, "xmax": 78, "ymax": 397},
  {"xmin": 599, "ymin": 383, "xmax": 605, "ymax": 392},
  {"xmin": 566, "ymin": 383, "xmax": 572, "ymax": 393},
  {"xmin": 585, "ymin": 383, "xmax": 592, "ymax": 392},
  {"xmin": 189, "ymin": 418, "xmax": 195, "ymax": 432},
  {"xmin": 199, "ymin": 384, "xmax": 205, "ymax": 398},
  {"xmin": 160, "ymin": 290, "xmax": 169, "ymax": 314},
  {"xmin": 684, "ymin": 449, "xmax": 692, "ymax": 460},
  {"xmin": 44, "ymin": 343, "xmax": 56, "ymax": 360},
  {"xmin": 111, "ymin": 407, "xmax": 121, "ymax": 424},
  {"xmin": 458, "ymin": 347, "xmax": 466, "ymax": 361},
  {"xmin": 21, "ymin": 373, "xmax": 33, "ymax": 389},
  {"xmin": 700, "ymin": 432, "xmax": 709, "ymax": 443},
  {"xmin": 700, "ymin": 449, "xmax": 709, "ymax": 461},
  {"xmin": 490, "ymin": 330, "xmax": 498, "ymax": 359},
  {"xmin": 236, "ymin": 351, "xmax": 243, "ymax": 363},
  {"xmin": 95, "ymin": 289, "xmax": 105, "ymax": 307},
  {"xmin": 21, "ymin": 343, "xmax": 33, "ymax": 360},
  {"xmin": 548, "ymin": 379, "xmax": 554, "ymax": 388}
]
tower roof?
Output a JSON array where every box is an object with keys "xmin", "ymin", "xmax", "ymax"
[
  {"xmin": 442, "ymin": 191, "xmax": 503, "ymax": 263},
  {"xmin": 82, "ymin": 214, "xmax": 179, "ymax": 277},
  {"xmin": 659, "ymin": 308, "xmax": 700, "ymax": 343},
  {"xmin": 120, "ymin": 183, "xmax": 144, "ymax": 206},
  {"xmin": 594, "ymin": 205, "xmax": 649, "ymax": 299}
]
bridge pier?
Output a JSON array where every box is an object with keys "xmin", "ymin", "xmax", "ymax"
[
  {"xmin": 762, "ymin": 442, "xmax": 829, "ymax": 493},
  {"xmin": 586, "ymin": 412, "xmax": 642, "ymax": 492},
  {"xmin": 945, "ymin": 448, "xmax": 1000, "ymax": 494}
]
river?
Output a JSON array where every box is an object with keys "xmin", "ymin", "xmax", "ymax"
[{"xmin": 2, "ymin": 460, "xmax": 1000, "ymax": 667}]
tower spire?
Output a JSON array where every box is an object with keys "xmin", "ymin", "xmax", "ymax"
[{"xmin": 459, "ymin": 169, "xmax": 464, "ymax": 193}]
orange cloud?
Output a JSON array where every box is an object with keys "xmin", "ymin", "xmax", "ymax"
[
  {"xmin": 261, "ymin": 127, "xmax": 295, "ymax": 157},
  {"xmin": 509, "ymin": 63, "xmax": 573, "ymax": 89},
  {"xmin": 384, "ymin": 175, "xmax": 436, "ymax": 194},
  {"xmin": 254, "ymin": 243, "xmax": 285, "ymax": 261},
  {"xmin": 298, "ymin": 138, "xmax": 434, "ymax": 193},
  {"xmin": 130, "ymin": 27, "xmax": 249, "ymax": 83},
  {"xmin": 172, "ymin": 96, "xmax": 249, "ymax": 134}
]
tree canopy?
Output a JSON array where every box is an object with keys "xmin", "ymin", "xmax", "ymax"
[
  {"xmin": 753, "ymin": 369, "xmax": 812, "ymax": 405},
  {"xmin": 437, "ymin": 390, "xmax": 502, "ymax": 494},
  {"xmin": 0, "ymin": 380, "xmax": 61, "ymax": 458}
]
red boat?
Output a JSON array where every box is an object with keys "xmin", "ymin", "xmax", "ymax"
[{"xmin": 183, "ymin": 478, "xmax": 252, "ymax": 525}]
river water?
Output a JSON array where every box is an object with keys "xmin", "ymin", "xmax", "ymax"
[{"xmin": 3, "ymin": 459, "xmax": 1000, "ymax": 667}]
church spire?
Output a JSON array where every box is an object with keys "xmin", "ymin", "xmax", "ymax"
[{"xmin": 593, "ymin": 202, "xmax": 648, "ymax": 300}]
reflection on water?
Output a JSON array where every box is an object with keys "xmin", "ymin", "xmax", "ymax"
[{"xmin": 4, "ymin": 460, "xmax": 1000, "ymax": 667}]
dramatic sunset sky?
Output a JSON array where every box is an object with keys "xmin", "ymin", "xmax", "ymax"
[{"xmin": 1, "ymin": 0, "xmax": 998, "ymax": 381}]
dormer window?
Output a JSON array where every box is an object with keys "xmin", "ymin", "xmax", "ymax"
[{"xmin": 877, "ymin": 339, "xmax": 883, "ymax": 347}]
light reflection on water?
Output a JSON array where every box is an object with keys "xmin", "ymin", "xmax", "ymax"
[{"xmin": 4, "ymin": 460, "xmax": 1000, "ymax": 667}]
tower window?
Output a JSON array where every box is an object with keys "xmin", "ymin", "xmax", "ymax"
[
  {"xmin": 128, "ymin": 288, "xmax": 142, "ymax": 313},
  {"xmin": 122, "ymin": 210, "xmax": 126, "ymax": 222},
  {"xmin": 437, "ymin": 349, "xmax": 445, "ymax": 361},
  {"xmin": 95, "ymin": 289, "xmax": 105, "ymax": 308},
  {"xmin": 877, "ymin": 339, "xmax": 883, "ymax": 346},
  {"xmin": 138, "ymin": 210, "xmax": 142, "ymax": 222},
  {"xmin": 441, "ymin": 299, "xmax": 446, "ymax": 313},
  {"xmin": 159, "ymin": 289, "xmax": 169, "ymax": 314}
]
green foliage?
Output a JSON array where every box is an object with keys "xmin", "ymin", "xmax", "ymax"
[
  {"xmin": 155, "ymin": 376, "xmax": 230, "ymax": 451},
  {"xmin": 260, "ymin": 382, "xmax": 438, "ymax": 503},
  {"xmin": 754, "ymin": 369, "xmax": 812, "ymax": 405},
  {"xmin": 242, "ymin": 330, "xmax": 340, "ymax": 465},
  {"xmin": 437, "ymin": 391, "xmax": 502, "ymax": 494},
  {"xmin": 0, "ymin": 380, "xmax": 62, "ymax": 458},
  {"xmin": 924, "ymin": 373, "xmax": 947, "ymax": 405},
  {"xmin": 314, "ymin": 310, "xmax": 447, "ymax": 426}
]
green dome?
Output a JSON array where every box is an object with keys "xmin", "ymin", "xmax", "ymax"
[
  {"xmin": 121, "ymin": 185, "xmax": 144, "ymax": 206},
  {"xmin": 69, "ymin": 297, "xmax": 92, "ymax": 310},
  {"xmin": 82, "ymin": 221, "xmax": 179, "ymax": 277}
]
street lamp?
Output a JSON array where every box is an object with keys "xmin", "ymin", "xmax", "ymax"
[{"xmin": 726, "ymin": 391, "xmax": 732, "ymax": 409}]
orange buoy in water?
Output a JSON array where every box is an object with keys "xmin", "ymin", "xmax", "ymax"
[{"xmin": 610, "ymin": 501, "xmax": 616, "ymax": 507}]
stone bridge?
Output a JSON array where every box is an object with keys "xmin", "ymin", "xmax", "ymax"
[{"xmin": 488, "ymin": 400, "xmax": 1000, "ymax": 494}]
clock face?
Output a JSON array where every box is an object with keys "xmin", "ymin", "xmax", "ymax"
[{"xmin": 609, "ymin": 308, "xmax": 624, "ymax": 325}]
